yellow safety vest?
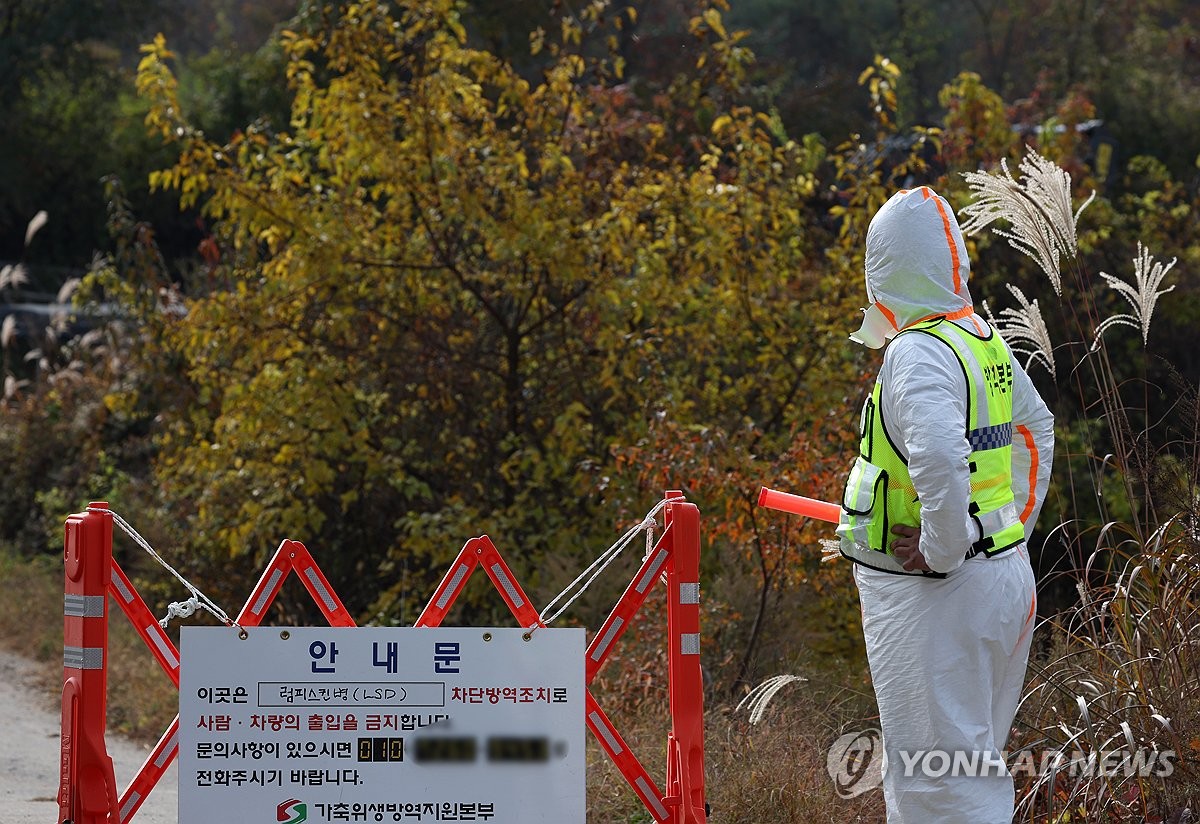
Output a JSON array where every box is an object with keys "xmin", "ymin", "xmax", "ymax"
[{"xmin": 837, "ymin": 317, "xmax": 1025, "ymax": 576}]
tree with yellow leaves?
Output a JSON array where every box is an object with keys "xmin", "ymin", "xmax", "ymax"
[{"xmin": 134, "ymin": 1, "xmax": 869, "ymax": 641}]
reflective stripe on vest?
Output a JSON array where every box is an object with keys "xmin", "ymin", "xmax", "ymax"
[{"xmin": 837, "ymin": 317, "xmax": 1024, "ymax": 575}]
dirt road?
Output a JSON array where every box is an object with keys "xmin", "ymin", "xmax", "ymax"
[{"xmin": 0, "ymin": 648, "xmax": 178, "ymax": 824}]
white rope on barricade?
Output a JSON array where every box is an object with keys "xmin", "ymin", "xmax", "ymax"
[
  {"xmin": 91, "ymin": 497, "xmax": 686, "ymax": 632},
  {"xmin": 87, "ymin": 505, "xmax": 235, "ymax": 629},
  {"xmin": 537, "ymin": 496, "xmax": 686, "ymax": 629}
]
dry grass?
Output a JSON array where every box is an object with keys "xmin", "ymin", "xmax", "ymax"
[
  {"xmin": 0, "ymin": 551, "xmax": 63, "ymax": 667},
  {"xmin": 584, "ymin": 619, "xmax": 885, "ymax": 823},
  {"xmin": 962, "ymin": 146, "xmax": 1200, "ymax": 821},
  {"xmin": 584, "ymin": 702, "xmax": 889, "ymax": 823},
  {"xmin": 0, "ymin": 546, "xmax": 181, "ymax": 742},
  {"xmin": 1013, "ymin": 522, "xmax": 1200, "ymax": 822},
  {"xmin": 701, "ymin": 705, "xmax": 887, "ymax": 823}
]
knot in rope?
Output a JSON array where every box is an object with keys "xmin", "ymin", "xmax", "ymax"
[
  {"xmin": 87, "ymin": 505, "xmax": 236, "ymax": 629},
  {"xmin": 160, "ymin": 596, "xmax": 200, "ymax": 629}
]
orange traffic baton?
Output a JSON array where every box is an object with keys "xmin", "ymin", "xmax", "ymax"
[{"xmin": 756, "ymin": 486, "xmax": 842, "ymax": 523}]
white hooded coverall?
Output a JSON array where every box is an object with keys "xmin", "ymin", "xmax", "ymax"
[{"xmin": 847, "ymin": 187, "xmax": 1054, "ymax": 823}]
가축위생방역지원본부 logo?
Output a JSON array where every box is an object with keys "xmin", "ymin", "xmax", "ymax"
[{"xmin": 277, "ymin": 798, "xmax": 307, "ymax": 824}]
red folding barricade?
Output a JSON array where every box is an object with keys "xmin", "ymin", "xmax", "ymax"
[
  {"xmin": 59, "ymin": 508, "xmax": 355, "ymax": 824},
  {"xmin": 412, "ymin": 492, "xmax": 707, "ymax": 823},
  {"xmin": 58, "ymin": 492, "xmax": 707, "ymax": 823},
  {"xmin": 60, "ymin": 502, "xmax": 119, "ymax": 824},
  {"xmin": 578, "ymin": 491, "xmax": 707, "ymax": 824}
]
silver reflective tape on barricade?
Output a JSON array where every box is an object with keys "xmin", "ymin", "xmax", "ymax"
[
  {"xmin": 146, "ymin": 625, "xmax": 180, "ymax": 671},
  {"xmin": 588, "ymin": 710, "xmax": 623, "ymax": 755},
  {"xmin": 490, "ymin": 563, "xmax": 525, "ymax": 609},
  {"xmin": 64, "ymin": 594, "xmax": 105, "ymax": 618},
  {"xmin": 436, "ymin": 565, "xmax": 471, "ymax": 611},
  {"xmin": 634, "ymin": 549, "xmax": 668, "ymax": 594},
  {"xmin": 635, "ymin": 776, "xmax": 670, "ymax": 820},
  {"xmin": 590, "ymin": 617, "xmax": 624, "ymax": 662},
  {"xmin": 678, "ymin": 583, "xmax": 700, "ymax": 605},
  {"xmin": 120, "ymin": 791, "xmax": 141, "ymax": 823},
  {"xmin": 304, "ymin": 567, "xmax": 339, "ymax": 614},
  {"xmin": 110, "ymin": 569, "xmax": 135, "ymax": 603},
  {"xmin": 681, "ymin": 633, "xmax": 700, "ymax": 655},
  {"xmin": 64, "ymin": 646, "xmax": 104, "ymax": 670},
  {"xmin": 251, "ymin": 569, "xmax": 283, "ymax": 616},
  {"xmin": 155, "ymin": 729, "xmax": 179, "ymax": 768}
]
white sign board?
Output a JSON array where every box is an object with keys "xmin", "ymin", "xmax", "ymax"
[{"xmin": 179, "ymin": 626, "xmax": 585, "ymax": 824}]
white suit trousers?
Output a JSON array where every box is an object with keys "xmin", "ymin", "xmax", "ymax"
[{"xmin": 854, "ymin": 546, "xmax": 1037, "ymax": 824}]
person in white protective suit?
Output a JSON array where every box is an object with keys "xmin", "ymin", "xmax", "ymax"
[{"xmin": 836, "ymin": 187, "xmax": 1054, "ymax": 823}]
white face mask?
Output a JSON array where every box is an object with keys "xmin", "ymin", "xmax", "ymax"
[{"xmin": 849, "ymin": 303, "xmax": 897, "ymax": 349}]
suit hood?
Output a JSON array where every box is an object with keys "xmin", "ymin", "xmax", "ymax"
[{"xmin": 850, "ymin": 187, "xmax": 974, "ymax": 348}]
